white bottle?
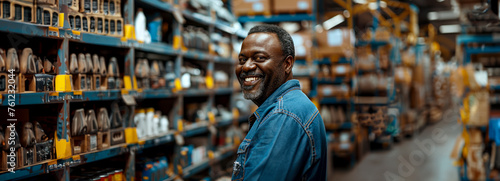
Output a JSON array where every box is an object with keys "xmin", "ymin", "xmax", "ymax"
[
  {"xmin": 135, "ymin": 8, "xmax": 147, "ymax": 42},
  {"xmin": 145, "ymin": 108, "xmax": 155, "ymax": 137},
  {"xmin": 152, "ymin": 111, "xmax": 161, "ymax": 136},
  {"xmin": 160, "ymin": 115, "xmax": 169, "ymax": 134},
  {"xmin": 134, "ymin": 109, "xmax": 146, "ymax": 139}
]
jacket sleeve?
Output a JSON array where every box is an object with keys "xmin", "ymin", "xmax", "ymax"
[{"xmin": 244, "ymin": 112, "xmax": 311, "ymax": 181}]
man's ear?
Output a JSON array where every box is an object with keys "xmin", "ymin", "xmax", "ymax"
[{"xmin": 284, "ymin": 55, "xmax": 294, "ymax": 74}]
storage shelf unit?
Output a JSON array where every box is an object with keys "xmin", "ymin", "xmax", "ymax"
[
  {"xmin": 238, "ymin": 14, "xmax": 316, "ymax": 23},
  {"xmin": 0, "ymin": 0, "xmax": 248, "ymax": 180}
]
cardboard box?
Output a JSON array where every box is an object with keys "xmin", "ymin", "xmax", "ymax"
[
  {"xmin": 232, "ymin": 0, "xmax": 271, "ymax": 16},
  {"xmin": 273, "ymin": 0, "xmax": 312, "ymax": 14},
  {"xmin": 316, "ymin": 28, "xmax": 355, "ymax": 58},
  {"xmin": 291, "ymin": 30, "xmax": 313, "ymax": 60}
]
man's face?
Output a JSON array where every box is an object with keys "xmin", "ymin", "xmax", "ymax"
[{"xmin": 236, "ymin": 32, "xmax": 286, "ymax": 105}]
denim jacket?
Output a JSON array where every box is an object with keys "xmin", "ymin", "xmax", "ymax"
[{"xmin": 232, "ymin": 79, "xmax": 327, "ymax": 181}]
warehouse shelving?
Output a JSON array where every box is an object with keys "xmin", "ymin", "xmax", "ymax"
[
  {"xmin": 0, "ymin": 0, "xmax": 248, "ymax": 180},
  {"xmin": 455, "ymin": 33, "xmax": 500, "ymax": 181}
]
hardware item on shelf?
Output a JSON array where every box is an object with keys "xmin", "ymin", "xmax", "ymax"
[
  {"xmin": 109, "ymin": 102, "xmax": 125, "ymax": 145},
  {"xmin": 20, "ymin": 48, "xmax": 36, "ymax": 74},
  {"xmin": 1, "ymin": 0, "xmax": 36, "ymax": 23},
  {"xmin": 135, "ymin": 58, "xmax": 150, "ymax": 89},
  {"xmin": 3, "ymin": 48, "xmax": 18, "ymax": 72},
  {"xmin": 86, "ymin": 109, "xmax": 98, "ymax": 151},
  {"xmin": 182, "ymin": 26, "xmax": 210, "ymax": 51},
  {"xmin": 19, "ymin": 122, "xmax": 36, "ymax": 166},
  {"xmin": 135, "ymin": 8, "xmax": 150, "ymax": 43},
  {"xmin": 35, "ymin": 0, "xmax": 59, "ymax": 26},
  {"xmin": 108, "ymin": 57, "xmax": 121, "ymax": 89},
  {"xmin": 106, "ymin": 16, "xmax": 123, "ymax": 37},
  {"xmin": 150, "ymin": 60, "xmax": 166, "ymax": 89},
  {"xmin": 97, "ymin": 107, "xmax": 111, "ymax": 149},
  {"xmin": 135, "ymin": 156, "xmax": 170, "ymax": 181},
  {"xmin": 134, "ymin": 109, "xmax": 146, "ymax": 139},
  {"xmin": 71, "ymin": 108, "xmax": 89, "ymax": 154},
  {"xmin": 214, "ymin": 70, "xmax": 229, "ymax": 89},
  {"xmin": 145, "ymin": 108, "xmax": 154, "ymax": 138},
  {"xmin": 32, "ymin": 121, "xmax": 53, "ymax": 163}
]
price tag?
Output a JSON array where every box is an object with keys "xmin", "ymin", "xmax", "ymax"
[
  {"xmin": 48, "ymin": 27, "xmax": 59, "ymax": 37},
  {"xmin": 71, "ymin": 30, "xmax": 81, "ymax": 40},
  {"xmin": 122, "ymin": 94, "xmax": 137, "ymax": 105}
]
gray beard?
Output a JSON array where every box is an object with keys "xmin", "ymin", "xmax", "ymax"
[{"xmin": 242, "ymin": 80, "xmax": 265, "ymax": 101}]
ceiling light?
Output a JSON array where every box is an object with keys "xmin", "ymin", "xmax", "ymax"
[
  {"xmin": 428, "ymin": 12, "xmax": 438, "ymax": 20},
  {"xmin": 322, "ymin": 14, "xmax": 345, "ymax": 30}
]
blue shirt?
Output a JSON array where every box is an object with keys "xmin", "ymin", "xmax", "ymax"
[{"xmin": 232, "ymin": 79, "xmax": 327, "ymax": 181}]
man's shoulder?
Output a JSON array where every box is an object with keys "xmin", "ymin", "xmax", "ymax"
[{"xmin": 273, "ymin": 89, "xmax": 319, "ymax": 123}]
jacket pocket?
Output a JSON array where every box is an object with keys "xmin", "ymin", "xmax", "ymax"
[{"xmin": 232, "ymin": 139, "xmax": 250, "ymax": 181}]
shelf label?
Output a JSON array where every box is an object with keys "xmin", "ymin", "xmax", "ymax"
[
  {"xmin": 174, "ymin": 78, "xmax": 182, "ymax": 92},
  {"xmin": 208, "ymin": 150, "xmax": 214, "ymax": 160},
  {"xmin": 122, "ymin": 94, "xmax": 137, "ymax": 106},
  {"xmin": 177, "ymin": 120, "xmax": 184, "ymax": 132},
  {"xmin": 71, "ymin": 31, "xmax": 81, "ymax": 40},
  {"xmin": 48, "ymin": 27, "xmax": 59, "ymax": 37}
]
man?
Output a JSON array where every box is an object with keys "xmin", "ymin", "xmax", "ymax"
[{"xmin": 232, "ymin": 24, "xmax": 327, "ymax": 181}]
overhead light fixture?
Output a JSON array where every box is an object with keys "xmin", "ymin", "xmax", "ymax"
[
  {"xmin": 439, "ymin": 24, "xmax": 461, "ymax": 34},
  {"xmin": 322, "ymin": 14, "xmax": 345, "ymax": 30},
  {"xmin": 437, "ymin": 0, "xmax": 444, "ymax": 2}
]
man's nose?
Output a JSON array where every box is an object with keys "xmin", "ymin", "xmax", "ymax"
[{"xmin": 242, "ymin": 58, "xmax": 256, "ymax": 72}]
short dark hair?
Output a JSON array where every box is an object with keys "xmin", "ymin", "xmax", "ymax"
[{"xmin": 248, "ymin": 24, "xmax": 295, "ymax": 59}]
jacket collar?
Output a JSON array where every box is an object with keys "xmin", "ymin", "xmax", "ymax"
[{"xmin": 248, "ymin": 79, "xmax": 301, "ymax": 127}]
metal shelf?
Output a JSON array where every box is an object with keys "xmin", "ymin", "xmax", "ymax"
[
  {"xmin": 316, "ymin": 57, "xmax": 351, "ymax": 64},
  {"xmin": 457, "ymin": 34, "xmax": 500, "ymax": 45},
  {"xmin": 139, "ymin": 133, "xmax": 175, "ymax": 150},
  {"xmin": 355, "ymin": 40, "xmax": 390, "ymax": 48},
  {"xmin": 139, "ymin": 89, "xmax": 177, "ymax": 99},
  {"xmin": 316, "ymin": 77, "xmax": 350, "ymax": 84},
  {"xmin": 238, "ymin": 14, "xmax": 316, "ymax": 23},
  {"xmin": 133, "ymin": 42, "xmax": 178, "ymax": 56},
  {"xmin": 182, "ymin": 89, "xmax": 212, "ymax": 97},
  {"xmin": 320, "ymin": 97, "xmax": 349, "ymax": 105},
  {"xmin": 183, "ymin": 49, "xmax": 212, "ymax": 62},
  {"xmin": 215, "ymin": 88, "xmax": 234, "ymax": 95},
  {"xmin": 137, "ymin": 0, "xmax": 176, "ymax": 14},
  {"xmin": 491, "ymin": 85, "xmax": 500, "ymax": 91},
  {"xmin": 0, "ymin": 161, "xmax": 48, "ymax": 180},
  {"xmin": 0, "ymin": 19, "xmax": 55, "ymax": 38}
]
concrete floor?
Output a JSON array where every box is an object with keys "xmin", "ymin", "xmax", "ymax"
[{"xmin": 332, "ymin": 111, "xmax": 462, "ymax": 181}]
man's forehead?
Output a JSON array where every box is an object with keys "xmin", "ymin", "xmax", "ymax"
[{"xmin": 241, "ymin": 32, "xmax": 280, "ymax": 52}]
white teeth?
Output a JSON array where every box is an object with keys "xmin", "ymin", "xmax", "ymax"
[{"xmin": 245, "ymin": 77, "xmax": 258, "ymax": 82}]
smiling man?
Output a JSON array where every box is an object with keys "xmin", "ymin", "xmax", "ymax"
[{"xmin": 232, "ymin": 24, "xmax": 327, "ymax": 181}]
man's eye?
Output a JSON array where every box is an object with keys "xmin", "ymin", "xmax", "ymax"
[
  {"xmin": 239, "ymin": 58, "xmax": 246, "ymax": 64},
  {"xmin": 255, "ymin": 56, "xmax": 266, "ymax": 61}
]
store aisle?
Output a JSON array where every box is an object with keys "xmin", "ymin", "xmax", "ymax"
[{"xmin": 332, "ymin": 111, "xmax": 462, "ymax": 181}]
